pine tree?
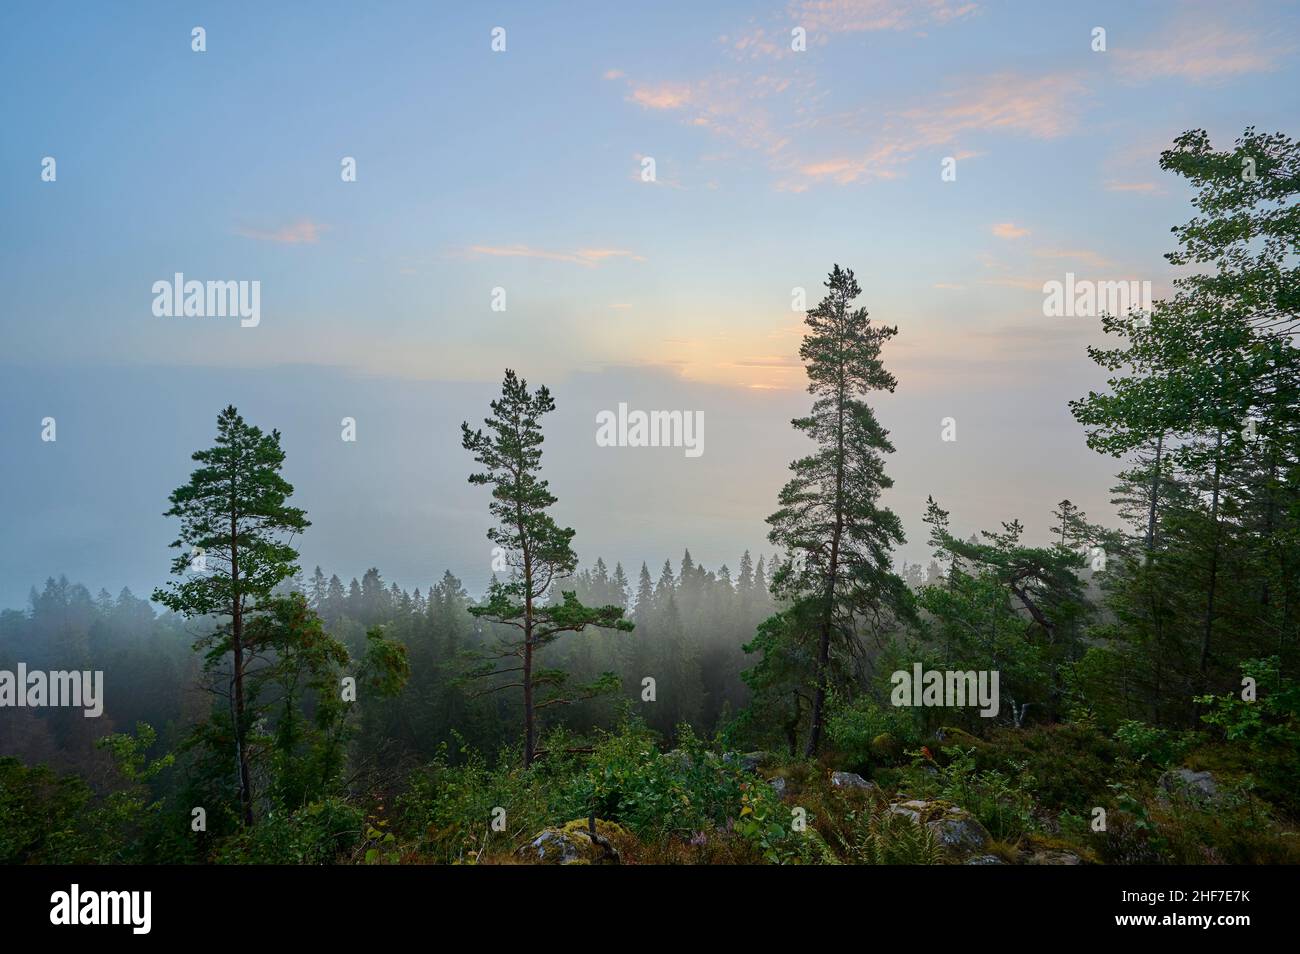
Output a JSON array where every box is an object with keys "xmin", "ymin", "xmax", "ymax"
[
  {"xmin": 460, "ymin": 370, "xmax": 633, "ymax": 766},
  {"xmin": 152, "ymin": 405, "xmax": 309, "ymax": 826}
]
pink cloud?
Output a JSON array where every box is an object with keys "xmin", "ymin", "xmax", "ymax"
[
  {"xmin": 1116, "ymin": 24, "xmax": 1285, "ymax": 84},
  {"xmin": 629, "ymin": 83, "xmax": 693, "ymax": 110},
  {"xmin": 991, "ymin": 222, "xmax": 1030, "ymax": 239},
  {"xmin": 237, "ymin": 220, "xmax": 328, "ymax": 244}
]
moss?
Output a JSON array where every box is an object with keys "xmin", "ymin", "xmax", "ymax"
[
  {"xmin": 515, "ymin": 818, "xmax": 630, "ymax": 865},
  {"xmin": 1024, "ymin": 831, "xmax": 1099, "ymax": 864},
  {"xmin": 870, "ymin": 732, "xmax": 901, "ymax": 762},
  {"xmin": 985, "ymin": 839, "xmax": 1023, "ymax": 864},
  {"xmin": 934, "ymin": 726, "xmax": 985, "ymax": 750},
  {"xmin": 559, "ymin": 817, "xmax": 626, "ymax": 841}
]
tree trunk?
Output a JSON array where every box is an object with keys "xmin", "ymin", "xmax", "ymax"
[
  {"xmin": 523, "ymin": 553, "xmax": 536, "ymax": 768},
  {"xmin": 230, "ymin": 499, "xmax": 254, "ymax": 827},
  {"xmin": 1146, "ymin": 432, "xmax": 1163, "ymax": 555},
  {"xmin": 806, "ymin": 365, "xmax": 847, "ymax": 759},
  {"xmin": 1199, "ymin": 429, "xmax": 1224, "ymax": 687}
]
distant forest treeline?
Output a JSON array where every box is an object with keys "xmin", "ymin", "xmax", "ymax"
[{"xmin": 0, "ymin": 551, "xmax": 785, "ymax": 778}]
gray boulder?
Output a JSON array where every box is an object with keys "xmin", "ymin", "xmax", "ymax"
[
  {"xmin": 1027, "ymin": 850, "xmax": 1082, "ymax": 865},
  {"xmin": 888, "ymin": 799, "xmax": 990, "ymax": 857},
  {"xmin": 515, "ymin": 818, "xmax": 624, "ymax": 865},
  {"xmin": 830, "ymin": 771, "xmax": 877, "ymax": 793},
  {"xmin": 1158, "ymin": 768, "xmax": 1224, "ymax": 807}
]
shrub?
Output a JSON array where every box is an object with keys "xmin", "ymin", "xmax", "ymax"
[
  {"xmin": 1114, "ymin": 720, "xmax": 1195, "ymax": 767},
  {"xmin": 214, "ymin": 797, "xmax": 364, "ymax": 864},
  {"xmin": 939, "ymin": 746, "xmax": 1037, "ymax": 842},
  {"xmin": 826, "ymin": 698, "xmax": 924, "ymax": 771}
]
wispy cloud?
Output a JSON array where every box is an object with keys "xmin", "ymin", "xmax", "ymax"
[
  {"xmin": 791, "ymin": 0, "xmax": 979, "ymax": 33},
  {"xmin": 237, "ymin": 220, "xmax": 328, "ymax": 244},
  {"xmin": 1115, "ymin": 22, "xmax": 1285, "ymax": 84},
  {"xmin": 991, "ymin": 222, "xmax": 1030, "ymax": 239},
  {"xmin": 775, "ymin": 71, "xmax": 1084, "ymax": 190},
  {"xmin": 629, "ymin": 83, "xmax": 693, "ymax": 110},
  {"xmin": 465, "ymin": 245, "xmax": 645, "ymax": 268},
  {"xmin": 724, "ymin": 1, "xmax": 980, "ymax": 59},
  {"xmin": 898, "ymin": 71, "xmax": 1086, "ymax": 144}
]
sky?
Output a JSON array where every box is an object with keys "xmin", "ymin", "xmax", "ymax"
[{"xmin": 1, "ymin": 1, "xmax": 1298, "ymax": 609}]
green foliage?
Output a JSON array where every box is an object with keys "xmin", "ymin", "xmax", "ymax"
[
  {"xmin": 833, "ymin": 806, "xmax": 943, "ymax": 865},
  {"xmin": 1114, "ymin": 719, "xmax": 1195, "ymax": 767},
  {"xmin": 0, "ymin": 757, "xmax": 96, "ymax": 863},
  {"xmin": 1195, "ymin": 657, "xmax": 1300, "ymax": 744},
  {"xmin": 214, "ymin": 797, "xmax": 364, "ymax": 865},
  {"xmin": 938, "ymin": 746, "xmax": 1036, "ymax": 842},
  {"xmin": 978, "ymin": 723, "xmax": 1120, "ymax": 812},
  {"xmin": 397, "ymin": 735, "xmax": 561, "ymax": 864},
  {"xmin": 825, "ymin": 695, "xmax": 922, "ymax": 769}
]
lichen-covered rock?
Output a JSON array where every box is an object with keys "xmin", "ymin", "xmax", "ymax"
[
  {"xmin": 887, "ymin": 799, "xmax": 990, "ymax": 857},
  {"xmin": 1158, "ymin": 768, "xmax": 1223, "ymax": 807},
  {"xmin": 769, "ymin": 776, "xmax": 788, "ymax": 797},
  {"xmin": 966, "ymin": 854, "xmax": 1006, "ymax": 865},
  {"xmin": 1027, "ymin": 850, "xmax": 1082, "ymax": 865},
  {"xmin": 830, "ymin": 771, "xmax": 877, "ymax": 793},
  {"xmin": 515, "ymin": 818, "xmax": 625, "ymax": 865}
]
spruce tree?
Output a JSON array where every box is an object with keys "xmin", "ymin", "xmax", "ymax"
[{"xmin": 762, "ymin": 265, "xmax": 912, "ymax": 756}]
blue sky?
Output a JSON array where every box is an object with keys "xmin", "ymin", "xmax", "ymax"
[{"xmin": 1, "ymin": 1, "xmax": 1297, "ymax": 607}]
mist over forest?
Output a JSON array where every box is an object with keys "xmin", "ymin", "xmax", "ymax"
[
  {"xmin": 5, "ymin": 126, "xmax": 1300, "ymax": 871},
  {"xmin": 3, "ymin": 6, "xmax": 1299, "ymax": 908}
]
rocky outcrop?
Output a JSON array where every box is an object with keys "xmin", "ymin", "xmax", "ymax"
[
  {"xmin": 1026, "ymin": 849, "xmax": 1082, "ymax": 865},
  {"xmin": 830, "ymin": 771, "xmax": 878, "ymax": 793},
  {"xmin": 515, "ymin": 818, "xmax": 625, "ymax": 865},
  {"xmin": 1158, "ymin": 768, "xmax": 1224, "ymax": 807},
  {"xmin": 887, "ymin": 799, "xmax": 990, "ymax": 858}
]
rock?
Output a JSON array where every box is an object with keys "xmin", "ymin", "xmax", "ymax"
[
  {"xmin": 830, "ymin": 771, "xmax": 877, "ymax": 793},
  {"xmin": 769, "ymin": 777, "xmax": 788, "ymax": 797},
  {"xmin": 663, "ymin": 749, "xmax": 693, "ymax": 771},
  {"xmin": 966, "ymin": 854, "xmax": 1005, "ymax": 865},
  {"xmin": 515, "ymin": 818, "xmax": 625, "ymax": 865},
  {"xmin": 1027, "ymin": 850, "xmax": 1082, "ymax": 865},
  {"xmin": 724, "ymin": 751, "xmax": 770, "ymax": 773},
  {"xmin": 1158, "ymin": 768, "xmax": 1223, "ymax": 807},
  {"xmin": 888, "ymin": 799, "xmax": 990, "ymax": 857}
]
